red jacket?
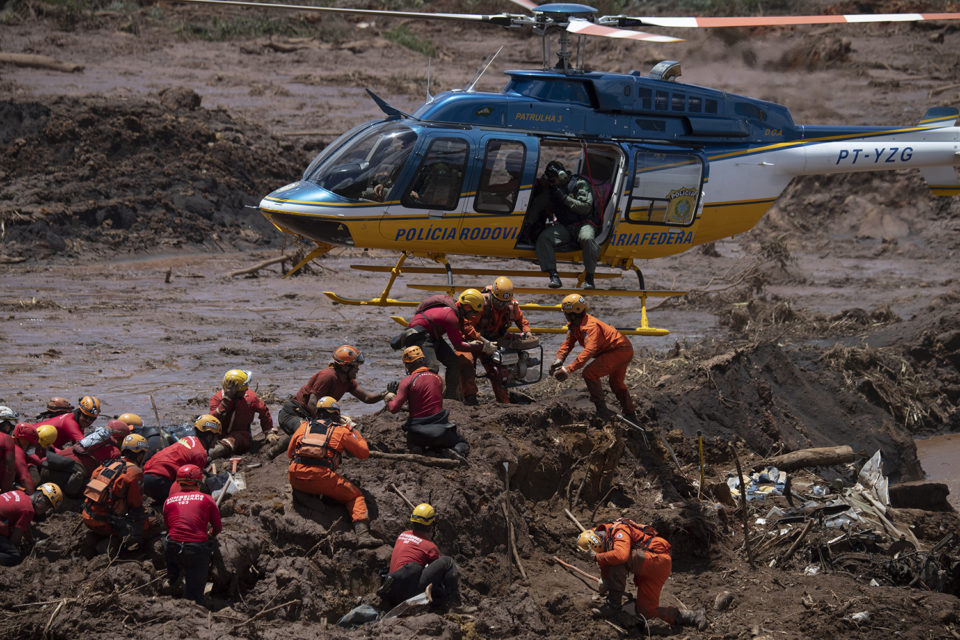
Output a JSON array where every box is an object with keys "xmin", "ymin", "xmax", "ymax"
[
  {"xmin": 56, "ymin": 443, "xmax": 120, "ymax": 474},
  {"xmin": 144, "ymin": 436, "xmax": 208, "ymax": 480},
  {"xmin": 293, "ymin": 367, "xmax": 357, "ymax": 408},
  {"xmin": 0, "ymin": 433, "xmax": 18, "ymax": 492},
  {"xmin": 12, "ymin": 447, "xmax": 35, "ymax": 494},
  {"xmin": 163, "ymin": 490, "xmax": 222, "ymax": 543},
  {"xmin": 34, "ymin": 412, "xmax": 85, "ymax": 449},
  {"xmin": 387, "ymin": 367, "xmax": 444, "ymax": 419},
  {"xmin": 209, "ymin": 389, "xmax": 274, "ymax": 434},
  {"xmin": 0, "ymin": 490, "xmax": 35, "ymax": 538},
  {"xmin": 389, "ymin": 529, "xmax": 441, "ymax": 572},
  {"xmin": 408, "ymin": 306, "xmax": 479, "ymax": 352},
  {"xmin": 557, "ymin": 314, "xmax": 632, "ymax": 373}
]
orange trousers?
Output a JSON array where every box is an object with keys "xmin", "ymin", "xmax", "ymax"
[
  {"xmin": 289, "ymin": 468, "xmax": 368, "ymax": 522},
  {"xmin": 582, "ymin": 344, "xmax": 635, "ymax": 413},
  {"xmin": 603, "ymin": 547, "xmax": 677, "ymax": 624}
]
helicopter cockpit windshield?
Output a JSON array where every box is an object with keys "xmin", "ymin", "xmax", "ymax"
[{"xmin": 304, "ymin": 123, "xmax": 418, "ymax": 202}]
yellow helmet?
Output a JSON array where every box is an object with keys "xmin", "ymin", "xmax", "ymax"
[
  {"xmin": 117, "ymin": 413, "xmax": 143, "ymax": 427},
  {"xmin": 402, "ymin": 345, "xmax": 425, "ymax": 364},
  {"xmin": 193, "ymin": 414, "xmax": 222, "ymax": 434},
  {"xmin": 38, "ymin": 483, "xmax": 63, "ymax": 509},
  {"xmin": 121, "ymin": 433, "xmax": 149, "ymax": 454},
  {"xmin": 492, "ymin": 276, "xmax": 514, "ymax": 303},
  {"xmin": 78, "ymin": 395, "xmax": 101, "ymax": 418},
  {"xmin": 561, "ymin": 293, "xmax": 588, "ymax": 315},
  {"xmin": 410, "ymin": 503, "xmax": 436, "ymax": 526},
  {"xmin": 577, "ymin": 528, "xmax": 604, "ymax": 553},
  {"xmin": 316, "ymin": 396, "xmax": 341, "ymax": 416},
  {"xmin": 458, "ymin": 288, "xmax": 484, "ymax": 313},
  {"xmin": 35, "ymin": 424, "xmax": 58, "ymax": 449},
  {"xmin": 222, "ymin": 369, "xmax": 251, "ymax": 393}
]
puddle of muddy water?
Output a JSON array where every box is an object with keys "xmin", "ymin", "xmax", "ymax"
[{"xmin": 915, "ymin": 433, "xmax": 960, "ymax": 511}]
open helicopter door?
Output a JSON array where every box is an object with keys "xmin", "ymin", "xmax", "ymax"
[
  {"xmin": 461, "ymin": 136, "xmax": 532, "ymax": 252},
  {"xmin": 602, "ymin": 145, "xmax": 707, "ymax": 263}
]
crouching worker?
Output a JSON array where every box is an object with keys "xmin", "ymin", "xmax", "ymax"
[
  {"xmin": 143, "ymin": 415, "xmax": 221, "ymax": 503},
  {"xmin": 162, "ymin": 464, "xmax": 222, "ymax": 606},
  {"xmin": 385, "ymin": 346, "xmax": 469, "ymax": 457},
  {"xmin": 82, "ymin": 434, "xmax": 154, "ymax": 544},
  {"xmin": 378, "ymin": 503, "xmax": 460, "ymax": 609},
  {"xmin": 288, "ymin": 397, "xmax": 380, "ymax": 548},
  {"xmin": 0, "ymin": 483, "xmax": 63, "ymax": 566},
  {"xmin": 578, "ymin": 518, "xmax": 706, "ymax": 629}
]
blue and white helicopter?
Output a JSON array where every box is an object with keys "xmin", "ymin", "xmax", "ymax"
[{"xmin": 187, "ymin": 0, "xmax": 960, "ymax": 334}]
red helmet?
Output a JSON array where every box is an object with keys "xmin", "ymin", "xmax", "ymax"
[
  {"xmin": 13, "ymin": 423, "xmax": 39, "ymax": 444},
  {"xmin": 332, "ymin": 345, "xmax": 364, "ymax": 366},
  {"xmin": 176, "ymin": 464, "xmax": 203, "ymax": 487},
  {"xmin": 107, "ymin": 419, "xmax": 132, "ymax": 442}
]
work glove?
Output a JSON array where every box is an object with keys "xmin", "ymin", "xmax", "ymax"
[
  {"xmin": 384, "ymin": 392, "xmax": 396, "ymax": 404},
  {"xmin": 597, "ymin": 579, "xmax": 608, "ymax": 595},
  {"xmin": 549, "ymin": 358, "xmax": 564, "ymax": 374},
  {"xmin": 466, "ymin": 340, "xmax": 484, "ymax": 351},
  {"xmin": 386, "ymin": 380, "xmax": 399, "ymax": 394},
  {"xmin": 553, "ymin": 366, "xmax": 569, "ymax": 382},
  {"xmin": 482, "ymin": 340, "xmax": 497, "ymax": 356},
  {"xmin": 266, "ymin": 431, "xmax": 280, "ymax": 444}
]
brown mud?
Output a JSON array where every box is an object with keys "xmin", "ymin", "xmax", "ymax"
[{"xmin": 1, "ymin": 1, "xmax": 960, "ymax": 639}]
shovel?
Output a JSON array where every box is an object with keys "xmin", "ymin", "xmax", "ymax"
[
  {"xmin": 382, "ymin": 585, "xmax": 433, "ymax": 619},
  {"xmin": 228, "ymin": 456, "xmax": 247, "ymax": 491}
]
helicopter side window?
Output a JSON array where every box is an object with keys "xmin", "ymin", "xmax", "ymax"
[
  {"xmin": 504, "ymin": 79, "xmax": 592, "ymax": 107},
  {"xmin": 403, "ymin": 138, "xmax": 469, "ymax": 211},
  {"xmin": 305, "ymin": 123, "xmax": 417, "ymax": 202},
  {"xmin": 627, "ymin": 151, "xmax": 703, "ymax": 227},
  {"xmin": 475, "ymin": 141, "xmax": 525, "ymax": 214}
]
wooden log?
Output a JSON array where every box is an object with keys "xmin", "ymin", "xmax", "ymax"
[
  {"xmin": 551, "ymin": 555, "xmax": 601, "ymax": 583},
  {"xmin": 760, "ymin": 445, "xmax": 856, "ymax": 471},
  {"xmin": 369, "ymin": 450, "xmax": 459, "ymax": 468},
  {"xmin": 0, "ymin": 52, "xmax": 83, "ymax": 72}
]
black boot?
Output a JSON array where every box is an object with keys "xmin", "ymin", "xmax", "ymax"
[
  {"xmin": 592, "ymin": 591, "xmax": 624, "ymax": 618},
  {"xmin": 354, "ymin": 520, "xmax": 381, "ymax": 548},
  {"xmin": 548, "ymin": 272, "xmax": 562, "ymax": 288},
  {"xmin": 594, "ymin": 400, "xmax": 615, "ymax": 421},
  {"xmin": 583, "ymin": 273, "xmax": 595, "ymax": 290}
]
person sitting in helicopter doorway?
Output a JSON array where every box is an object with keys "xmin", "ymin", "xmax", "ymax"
[{"xmin": 529, "ymin": 160, "xmax": 599, "ymax": 289}]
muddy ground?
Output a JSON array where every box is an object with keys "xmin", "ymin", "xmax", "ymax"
[{"xmin": 1, "ymin": 1, "xmax": 960, "ymax": 638}]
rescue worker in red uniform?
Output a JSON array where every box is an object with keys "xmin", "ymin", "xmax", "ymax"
[
  {"xmin": 162, "ymin": 464, "xmax": 222, "ymax": 605},
  {"xmin": 551, "ymin": 294, "xmax": 637, "ymax": 421},
  {"xmin": 44, "ymin": 419, "xmax": 127, "ymax": 497},
  {"xmin": 579, "ymin": 519, "xmax": 706, "ymax": 629},
  {"xmin": 82, "ymin": 433, "xmax": 151, "ymax": 542},
  {"xmin": 276, "ymin": 345, "xmax": 388, "ymax": 440},
  {"xmin": 386, "ymin": 346, "xmax": 469, "ymax": 456},
  {"xmin": 457, "ymin": 276, "xmax": 533, "ymax": 405},
  {"xmin": 378, "ymin": 503, "xmax": 461, "ymax": 609},
  {"xmin": 207, "ymin": 369, "xmax": 277, "ymax": 460},
  {"xmin": 143, "ymin": 415, "xmax": 221, "ymax": 503},
  {"xmin": 0, "ymin": 483, "xmax": 63, "ymax": 566},
  {"xmin": 287, "ymin": 397, "xmax": 380, "ymax": 548},
  {"xmin": 10, "ymin": 423, "xmax": 41, "ymax": 493},
  {"xmin": 0, "ymin": 406, "xmax": 20, "ymax": 435},
  {"xmin": 401, "ymin": 292, "xmax": 489, "ymax": 402},
  {"xmin": 34, "ymin": 395, "xmax": 101, "ymax": 449}
]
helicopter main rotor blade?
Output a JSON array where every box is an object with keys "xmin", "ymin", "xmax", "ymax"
[
  {"xmin": 505, "ymin": 0, "xmax": 539, "ymax": 12},
  {"xmin": 566, "ymin": 18, "xmax": 683, "ymax": 43},
  {"xmin": 605, "ymin": 12, "xmax": 960, "ymax": 29},
  {"xmin": 178, "ymin": 0, "xmax": 523, "ymax": 26}
]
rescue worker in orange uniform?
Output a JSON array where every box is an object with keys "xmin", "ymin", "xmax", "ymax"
[
  {"xmin": 277, "ymin": 345, "xmax": 388, "ymax": 439},
  {"xmin": 287, "ymin": 397, "xmax": 380, "ymax": 548},
  {"xmin": 579, "ymin": 519, "xmax": 706, "ymax": 629},
  {"xmin": 551, "ymin": 294, "xmax": 637, "ymax": 421},
  {"xmin": 0, "ymin": 483, "xmax": 63, "ymax": 566},
  {"xmin": 458, "ymin": 276, "xmax": 533, "ymax": 404},
  {"xmin": 162, "ymin": 464, "xmax": 222, "ymax": 606},
  {"xmin": 34, "ymin": 395, "xmax": 100, "ymax": 449},
  {"xmin": 81, "ymin": 433, "xmax": 151, "ymax": 542},
  {"xmin": 386, "ymin": 346, "xmax": 469, "ymax": 456},
  {"xmin": 143, "ymin": 415, "xmax": 221, "ymax": 503},
  {"xmin": 208, "ymin": 369, "xmax": 277, "ymax": 460},
  {"xmin": 378, "ymin": 503, "xmax": 461, "ymax": 609}
]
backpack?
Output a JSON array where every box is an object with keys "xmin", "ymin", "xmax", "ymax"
[
  {"xmin": 83, "ymin": 459, "xmax": 128, "ymax": 504},
  {"xmin": 414, "ymin": 294, "xmax": 457, "ymax": 316},
  {"xmin": 295, "ymin": 419, "xmax": 338, "ymax": 466}
]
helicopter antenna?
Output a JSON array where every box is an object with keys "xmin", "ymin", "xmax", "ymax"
[
  {"xmin": 464, "ymin": 46, "xmax": 503, "ymax": 93},
  {"xmin": 426, "ymin": 57, "xmax": 433, "ymax": 102}
]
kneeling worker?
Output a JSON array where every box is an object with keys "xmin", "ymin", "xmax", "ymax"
[
  {"xmin": 0, "ymin": 483, "xmax": 63, "ymax": 566},
  {"xmin": 143, "ymin": 415, "xmax": 221, "ymax": 503},
  {"xmin": 162, "ymin": 464, "xmax": 222, "ymax": 606},
  {"xmin": 82, "ymin": 433, "xmax": 152, "ymax": 542},
  {"xmin": 287, "ymin": 397, "xmax": 380, "ymax": 548},
  {"xmin": 379, "ymin": 503, "xmax": 461, "ymax": 609}
]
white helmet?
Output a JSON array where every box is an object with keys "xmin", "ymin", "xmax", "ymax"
[{"xmin": 0, "ymin": 406, "xmax": 18, "ymax": 422}]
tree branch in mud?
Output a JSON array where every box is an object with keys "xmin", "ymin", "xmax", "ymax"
[
  {"xmin": 0, "ymin": 53, "xmax": 83, "ymax": 73},
  {"xmin": 224, "ymin": 254, "xmax": 299, "ymax": 278},
  {"xmin": 369, "ymin": 450, "xmax": 460, "ymax": 468}
]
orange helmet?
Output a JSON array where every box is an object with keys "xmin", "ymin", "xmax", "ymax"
[
  {"xmin": 492, "ymin": 276, "xmax": 514, "ymax": 303},
  {"xmin": 561, "ymin": 294, "xmax": 588, "ymax": 315},
  {"xmin": 46, "ymin": 397, "xmax": 73, "ymax": 413},
  {"xmin": 402, "ymin": 345, "xmax": 425, "ymax": 364},
  {"xmin": 332, "ymin": 345, "xmax": 364, "ymax": 366},
  {"xmin": 78, "ymin": 395, "xmax": 101, "ymax": 418}
]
